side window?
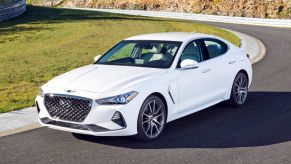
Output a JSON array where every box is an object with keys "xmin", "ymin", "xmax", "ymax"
[
  {"xmin": 204, "ymin": 39, "xmax": 228, "ymax": 59},
  {"xmin": 180, "ymin": 41, "xmax": 202, "ymax": 63}
]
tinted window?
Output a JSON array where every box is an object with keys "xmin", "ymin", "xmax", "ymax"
[
  {"xmin": 204, "ymin": 39, "xmax": 228, "ymax": 59},
  {"xmin": 97, "ymin": 40, "xmax": 181, "ymax": 68},
  {"xmin": 180, "ymin": 41, "xmax": 202, "ymax": 62}
]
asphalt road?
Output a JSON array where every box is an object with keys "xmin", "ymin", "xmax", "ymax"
[{"xmin": 1, "ymin": 22, "xmax": 291, "ymax": 164}]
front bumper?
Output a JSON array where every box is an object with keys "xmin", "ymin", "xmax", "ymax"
[{"xmin": 35, "ymin": 92, "xmax": 141, "ymax": 136}]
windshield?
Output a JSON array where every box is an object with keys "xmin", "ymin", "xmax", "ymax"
[{"xmin": 96, "ymin": 40, "xmax": 181, "ymax": 68}]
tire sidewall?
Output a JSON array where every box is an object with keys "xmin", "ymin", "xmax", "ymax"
[
  {"xmin": 135, "ymin": 95, "xmax": 166, "ymax": 141},
  {"xmin": 230, "ymin": 72, "xmax": 249, "ymax": 106}
]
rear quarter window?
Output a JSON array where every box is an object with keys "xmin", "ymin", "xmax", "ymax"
[{"xmin": 203, "ymin": 39, "xmax": 228, "ymax": 59}]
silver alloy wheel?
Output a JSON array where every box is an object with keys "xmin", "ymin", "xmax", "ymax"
[
  {"xmin": 234, "ymin": 75, "xmax": 248, "ymax": 104},
  {"xmin": 141, "ymin": 100, "xmax": 165, "ymax": 139}
]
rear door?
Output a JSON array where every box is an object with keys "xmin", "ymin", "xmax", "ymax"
[{"xmin": 198, "ymin": 38, "xmax": 232, "ymax": 102}]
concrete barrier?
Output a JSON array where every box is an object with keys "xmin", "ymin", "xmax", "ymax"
[
  {"xmin": 0, "ymin": 0, "xmax": 26, "ymax": 21},
  {"xmin": 68, "ymin": 8, "xmax": 291, "ymax": 28}
]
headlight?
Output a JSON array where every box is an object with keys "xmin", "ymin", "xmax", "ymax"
[
  {"xmin": 39, "ymin": 88, "xmax": 44, "ymax": 98},
  {"xmin": 96, "ymin": 91, "xmax": 138, "ymax": 105}
]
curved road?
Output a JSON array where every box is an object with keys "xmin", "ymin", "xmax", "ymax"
[{"xmin": 1, "ymin": 22, "xmax": 291, "ymax": 163}]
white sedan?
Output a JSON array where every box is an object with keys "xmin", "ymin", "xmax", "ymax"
[{"xmin": 36, "ymin": 32, "xmax": 252, "ymax": 141}]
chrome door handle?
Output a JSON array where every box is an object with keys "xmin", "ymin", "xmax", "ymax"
[
  {"xmin": 229, "ymin": 61, "xmax": 236, "ymax": 64},
  {"xmin": 202, "ymin": 68, "xmax": 211, "ymax": 73}
]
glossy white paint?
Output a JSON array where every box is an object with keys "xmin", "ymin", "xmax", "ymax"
[
  {"xmin": 180, "ymin": 59, "xmax": 199, "ymax": 69},
  {"xmin": 36, "ymin": 32, "xmax": 252, "ymax": 136}
]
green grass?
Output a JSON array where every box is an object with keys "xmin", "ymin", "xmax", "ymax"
[{"xmin": 0, "ymin": 5, "xmax": 240, "ymax": 113}]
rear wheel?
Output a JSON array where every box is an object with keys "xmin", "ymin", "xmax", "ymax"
[
  {"xmin": 134, "ymin": 95, "xmax": 166, "ymax": 141},
  {"xmin": 226, "ymin": 72, "xmax": 249, "ymax": 107}
]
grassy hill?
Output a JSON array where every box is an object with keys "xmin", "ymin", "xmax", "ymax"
[{"xmin": 0, "ymin": 5, "xmax": 239, "ymax": 113}]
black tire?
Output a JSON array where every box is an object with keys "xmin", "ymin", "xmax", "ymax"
[
  {"xmin": 133, "ymin": 95, "xmax": 166, "ymax": 141},
  {"xmin": 226, "ymin": 72, "xmax": 249, "ymax": 107}
]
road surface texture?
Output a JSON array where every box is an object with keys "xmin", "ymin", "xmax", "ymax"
[{"xmin": 1, "ymin": 22, "xmax": 291, "ymax": 164}]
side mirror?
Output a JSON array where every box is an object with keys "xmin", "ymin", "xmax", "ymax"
[
  {"xmin": 94, "ymin": 55, "xmax": 101, "ymax": 62},
  {"xmin": 180, "ymin": 59, "xmax": 199, "ymax": 70}
]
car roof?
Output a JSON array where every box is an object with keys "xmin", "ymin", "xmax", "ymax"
[{"xmin": 124, "ymin": 32, "xmax": 217, "ymax": 42}]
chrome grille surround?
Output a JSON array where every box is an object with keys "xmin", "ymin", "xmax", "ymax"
[{"xmin": 44, "ymin": 94, "xmax": 92, "ymax": 122}]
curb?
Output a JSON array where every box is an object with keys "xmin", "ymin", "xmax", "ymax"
[
  {"xmin": 246, "ymin": 34, "xmax": 266, "ymax": 64},
  {"xmin": 0, "ymin": 10, "xmax": 266, "ymax": 137},
  {"xmin": 0, "ymin": 123, "xmax": 40, "ymax": 137},
  {"xmin": 224, "ymin": 29, "xmax": 266, "ymax": 64},
  {"xmin": 0, "ymin": 107, "xmax": 41, "ymax": 138}
]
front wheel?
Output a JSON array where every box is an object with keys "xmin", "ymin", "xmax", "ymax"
[
  {"xmin": 134, "ymin": 95, "xmax": 166, "ymax": 141},
  {"xmin": 226, "ymin": 72, "xmax": 249, "ymax": 107}
]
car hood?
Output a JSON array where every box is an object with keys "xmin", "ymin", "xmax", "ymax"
[{"xmin": 46, "ymin": 64, "xmax": 167, "ymax": 93}]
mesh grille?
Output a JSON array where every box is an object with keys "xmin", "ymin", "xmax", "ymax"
[{"xmin": 44, "ymin": 94, "xmax": 92, "ymax": 122}]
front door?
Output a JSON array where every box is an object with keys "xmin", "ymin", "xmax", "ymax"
[{"xmin": 177, "ymin": 40, "xmax": 212, "ymax": 112}]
